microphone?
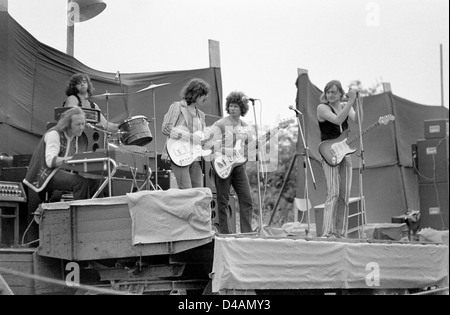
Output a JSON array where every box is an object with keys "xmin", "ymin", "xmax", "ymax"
[
  {"xmin": 243, "ymin": 96, "xmax": 259, "ymax": 102},
  {"xmin": 343, "ymin": 90, "xmax": 359, "ymax": 101},
  {"xmin": 289, "ymin": 105, "xmax": 302, "ymax": 115},
  {"xmin": 115, "ymin": 71, "xmax": 120, "ymax": 81}
]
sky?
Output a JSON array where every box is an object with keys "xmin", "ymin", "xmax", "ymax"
[{"xmin": 7, "ymin": 0, "xmax": 450, "ymax": 126}]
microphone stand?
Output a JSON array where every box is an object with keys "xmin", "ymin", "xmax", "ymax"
[
  {"xmin": 355, "ymin": 96, "xmax": 367, "ymax": 238},
  {"xmin": 105, "ymin": 92, "xmax": 112, "ymax": 197},
  {"xmin": 250, "ymin": 99, "xmax": 266, "ymax": 236},
  {"xmin": 296, "ymin": 111, "xmax": 316, "ymax": 239},
  {"xmin": 151, "ymin": 85, "xmax": 159, "ymax": 189}
]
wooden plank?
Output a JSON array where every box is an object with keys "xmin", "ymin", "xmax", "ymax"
[
  {"xmin": 0, "ymin": 262, "xmax": 33, "ymax": 273},
  {"xmin": 77, "ymin": 229, "xmax": 131, "ymax": 243},
  {"xmin": 74, "ymin": 237, "xmax": 213, "ymax": 261},
  {"xmin": 76, "ymin": 205, "xmax": 130, "ymax": 222},
  {"xmin": 77, "ymin": 217, "xmax": 131, "ymax": 234},
  {"xmin": 2, "ymin": 274, "xmax": 34, "ymax": 287},
  {"xmin": 209, "ymin": 39, "xmax": 221, "ymax": 68},
  {"xmin": 0, "ymin": 254, "xmax": 34, "ymax": 262},
  {"xmin": 33, "ymin": 253, "xmax": 66, "ymax": 295}
]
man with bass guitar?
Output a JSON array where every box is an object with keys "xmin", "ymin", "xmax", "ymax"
[
  {"xmin": 316, "ymin": 80, "xmax": 362, "ymax": 238},
  {"xmin": 210, "ymin": 91, "xmax": 254, "ymax": 234}
]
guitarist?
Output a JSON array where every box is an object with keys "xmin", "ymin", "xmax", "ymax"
[
  {"xmin": 211, "ymin": 91, "xmax": 254, "ymax": 234},
  {"xmin": 316, "ymin": 80, "xmax": 362, "ymax": 238},
  {"xmin": 161, "ymin": 78, "xmax": 210, "ymax": 189}
]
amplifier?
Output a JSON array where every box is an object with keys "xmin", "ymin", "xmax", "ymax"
[
  {"xmin": 0, "ymin": 181, "xmax": 27, "ymax": 203},
  {"xmin": 150, "ymin": 170, "xmax": 178, "ymax": 190},
  {"xmin": 424, "ymin": 119, "xmax": 449, "ymax": 139},
  {"xmin": 417, "ymin": 138, "xmax": 449, "ymax": 184}
]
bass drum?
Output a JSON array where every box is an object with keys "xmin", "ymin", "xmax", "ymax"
[{"xmin": 118, "ymin": 115, "xmax": 153, "ymax": 146}]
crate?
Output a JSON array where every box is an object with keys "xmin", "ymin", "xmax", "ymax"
[
  {"xmin": 38, "ymin": 198, "xmax": 212, "ymax": 261},
  {"xmin": 0, "ymin": 249, "xmax": 35, "ymax": 295}
]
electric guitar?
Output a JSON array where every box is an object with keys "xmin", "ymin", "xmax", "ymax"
[
  {"xmin": 318, "ymin": 114, "xmax": 395, "ymax": 166},
  {"xmin": 212, "ymin": 118, "xmax": 295, "ymax": 179},
  {"xmin": 167, "ymin": 131, "xmax": 214, "ymax": 167}
]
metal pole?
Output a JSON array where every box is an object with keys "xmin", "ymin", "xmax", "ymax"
[
  {"xmin": 440, "ymin": 44, "xmax": 445, "ymax": 109},
  {"xmin": 66, "ymin": 0, "xmax": 75, "ymax": 56},
  {"xmin": 152, "ymin": 89, "xmax": 158, "ymax": 189}
]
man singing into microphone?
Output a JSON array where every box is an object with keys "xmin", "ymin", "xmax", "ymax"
[{"xmin": 316, "ymin": 80, "xmax": 362, "ymax": 238}]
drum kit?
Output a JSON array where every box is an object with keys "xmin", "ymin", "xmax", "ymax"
[{"xmin": 89, "ymin": 82, "xmax": 171, "ymax": 188}]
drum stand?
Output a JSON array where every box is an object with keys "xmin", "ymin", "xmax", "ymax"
[{"xmin": 136, "ymin": 82, "xmax": 171, "ymax": 190}]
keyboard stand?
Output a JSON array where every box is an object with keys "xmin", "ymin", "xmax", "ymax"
[{"xmin": 65, "ymin": 157, "xmax": 117, "ymax": 198}]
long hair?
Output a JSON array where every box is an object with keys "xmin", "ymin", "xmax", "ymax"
[
  {"xmin": 55, "ymin": 107, "xmax": 86, "ymax": 133},
  {"xmin": 225, "ymin": 91, "xmax": 249, "ymax": 117},
  {"xmin": 319, "ymin": 80, "xmax": 345, "ymax": 104},
  {"xmin": 180, "ymin": 78, "xmax": 210, "ymax": 105},
  {"xmin": 65, "ymin": 73, "xmax": 95, "ymax": 97}
]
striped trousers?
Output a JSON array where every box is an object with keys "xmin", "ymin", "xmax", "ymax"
[{"xmin": 321, "ymin": 156, "xmax": 352, "ymax": 237}]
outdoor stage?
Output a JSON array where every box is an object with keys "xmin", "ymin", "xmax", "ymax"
[{"xmin": 211, "ymin": 234, "xmax": 449, "ymax": 294}]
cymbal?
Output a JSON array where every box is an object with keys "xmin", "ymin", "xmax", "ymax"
[
  {"xmin": 136, "ymin": 83, "xmax": 171, "ymax": 93},
  {"xmin": 90, "ymin": 92, "xmax": 128, "ymax": 100}
]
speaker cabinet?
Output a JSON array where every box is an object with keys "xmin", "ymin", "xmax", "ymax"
[
  {"xmin": 150, "ymin": 170, "xmax": 177, "ymax": 190},
  {"xmin": 211, "ymin": 193, "xmax": 237, "ymax": 234},
  {"xmin": 417, "ymin": 138, "xmax": 449, "ymax": 184},
  {"xmin": 419, "ymin": 182, "xmax": 449, "ymax": 230},
  {"xmin": 78, "ymin": 126, "xmax": 105, "ymax": 152},
  {"xmin": 110, "ymin": 178, "xmax": 145, "ymax": 196}
]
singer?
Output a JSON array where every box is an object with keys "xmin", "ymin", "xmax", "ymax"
[
  {"xmin": 64, "ymin": 73, "xmax": 119, "ymax": 133},
  {"xmin": 316, "ymin": 80, "xmax": 362, "ymax": 238}
]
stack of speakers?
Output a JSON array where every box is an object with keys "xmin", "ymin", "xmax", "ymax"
[{"xmin": 416, "ymin": 118, "xmax": 449, "ymax": 230}]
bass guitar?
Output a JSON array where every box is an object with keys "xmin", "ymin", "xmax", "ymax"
[
  {"xmin": 318, "ymin": 114, "xmax": 395, "ymax": 166},
  {"xmin": 167, "ymin": 131, "xmax": 214, "ymax": 167},
  {"xmin": 212, "ymin": 118, "xmax": 294, "ymax": 179}
]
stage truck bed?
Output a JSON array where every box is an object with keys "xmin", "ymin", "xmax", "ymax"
[{"xmin": 38, "ymin": 188, "xmax": 214, "ymax": 261}]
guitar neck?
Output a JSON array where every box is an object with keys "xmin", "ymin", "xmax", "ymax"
[
  {"xmin": 245, "ymin": 127, "xmax": 281, "ymax": 153},
  {"xmin": 347, "ymin": 121, "xmax": 381, "ymax": 144}
]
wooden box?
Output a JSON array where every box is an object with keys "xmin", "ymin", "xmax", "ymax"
[
  {"xmin": 0, "ymin": 249, "xmax": 35, "ymax": 295},
  {"xmin": 38, "ymin": 198, "xmax": 212, "ymax": 261}
]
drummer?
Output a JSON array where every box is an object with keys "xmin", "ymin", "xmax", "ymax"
[{"xmin": 64, "ymin": 73, "xmax": 119, "ymax": 133}]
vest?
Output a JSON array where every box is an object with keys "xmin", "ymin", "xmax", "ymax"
[
  {"xmin": 23, "ymin": 129, "xmax": 77, "ymax": 193},
  {"xmin": 318, "ymin": 104, "xmax": 349, "ymax": 141}
]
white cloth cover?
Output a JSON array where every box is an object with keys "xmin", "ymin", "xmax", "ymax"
[
  {"xmin": 127, "ymin": 188, "xmax": 214, "ymax": 245},
  {"xmin": 212, "ymin": 236, "xmax": 449, "ymax": 292}
]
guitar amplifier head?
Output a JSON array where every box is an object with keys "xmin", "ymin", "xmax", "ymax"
[{"xmin": 0, "ymin": 181, "xmax": 27, "ymax": 203}]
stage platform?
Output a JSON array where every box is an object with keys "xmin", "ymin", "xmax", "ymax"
[{"xmin": 211, "ymin": 235, "xmax": 449, "ymax": 294}]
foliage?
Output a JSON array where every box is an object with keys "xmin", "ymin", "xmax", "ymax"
[{"xmin": 245, "ymin": 124, "xmax": 299, "ymax": 228}]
